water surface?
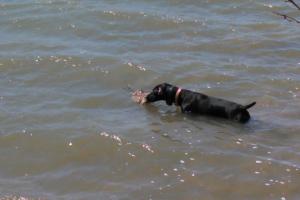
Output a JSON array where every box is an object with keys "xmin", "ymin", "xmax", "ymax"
[{"xmin": 0, "ymin": 0, "xmax": 300, "ymax": 199}]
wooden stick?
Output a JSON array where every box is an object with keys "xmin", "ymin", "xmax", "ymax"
[
  {"xmin": 286, "ymin": 0, "xmax": 300, "ymax": 10},
  {"xmin": 273, "ymin": 11, "xmax": 300, "ymax": 23}
]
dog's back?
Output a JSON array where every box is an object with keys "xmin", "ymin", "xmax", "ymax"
[{"xmin": 181, "ymin": 90, "xmax": 255, "ymax": 123}]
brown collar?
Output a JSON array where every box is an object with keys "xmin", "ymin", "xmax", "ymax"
[{"xmin": 175, "ymin": 87, "xmax": 182, "ymax": 106}]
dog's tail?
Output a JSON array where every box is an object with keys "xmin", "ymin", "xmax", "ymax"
[{"xmin": 243, "ymin": 102, "xmax": 256, "ymax": 110}]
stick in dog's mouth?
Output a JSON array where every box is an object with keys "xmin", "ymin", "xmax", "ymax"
[{"xmin": 131, "ymin": 90, "xmax": 149, "ymax": 104}]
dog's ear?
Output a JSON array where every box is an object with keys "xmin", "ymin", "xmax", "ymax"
[
  {"xmin": 166, "ymin": 97, "xmax": 173, "ymax": 105},
  {"xmin": 165, "ymin": 84, "xmax": 174, "ymax": 105},
  {"xmin": 165, "ymin": 88, "xmax": 173, "ymax": 105}
]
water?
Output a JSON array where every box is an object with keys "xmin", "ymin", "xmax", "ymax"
[{"xmin": 0, "ymin": 0, "xmax": 300, "ymax": 199}]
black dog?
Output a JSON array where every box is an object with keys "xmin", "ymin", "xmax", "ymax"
[{"xmin": 146, "ymin": 83, "xmax": 256, "ymax": 123}]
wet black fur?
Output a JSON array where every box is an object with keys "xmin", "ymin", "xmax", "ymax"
[{"xmin": 146, "ymin": 83, "xmax": 256, "ymax": 123}]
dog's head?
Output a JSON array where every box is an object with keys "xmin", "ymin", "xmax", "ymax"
[{"xmin": 146, "ymin": 83, "xmax": 176, "ymax": 105}]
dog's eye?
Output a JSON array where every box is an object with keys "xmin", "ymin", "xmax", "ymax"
[
  {"xmin": 153, "ymin": 86, "xmax": 163, "ymax": 95},
  {"xmin": 158, "ymin": 87, "xmax": 162, "ymax": 94}
]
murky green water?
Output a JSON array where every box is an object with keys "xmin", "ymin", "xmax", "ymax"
[{"xmin": 0, "ymin": 0, "xmax": 300, "ymax": 199}]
